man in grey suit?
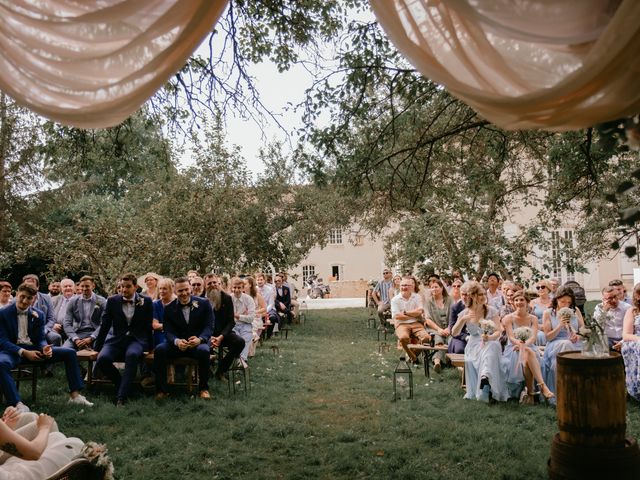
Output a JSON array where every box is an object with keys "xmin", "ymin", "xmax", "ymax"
[
  {"xmin": 51, "ymin": 278, "xmax": 76, "ymax": 326},
  {"xmin": 63, "ymin": 276, "xmax": 106, "ymax": 350}
]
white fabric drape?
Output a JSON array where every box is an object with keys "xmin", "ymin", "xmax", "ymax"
[
  {"xmin": 370, "ymin": 0, "xmax": 640, "ymax": 131},
  {"xmin": 0, "ymin": 0, "xmax": 228, "ymax": 128}
]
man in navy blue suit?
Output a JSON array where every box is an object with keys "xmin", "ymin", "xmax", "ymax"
[
  {"xmin": 0, "ymin": 283, "xmax": 92, "ymax": 411},
  {"xmin": 94, "ymin": 273, "xmax": 153, "ymax": 406},
  {"xmin": 154, "ymin": 277, "xmax": 214, "ymax": 399},
  {"xmin": 274, "ymin": 274, "xmax": 292, "ymax": 326}
]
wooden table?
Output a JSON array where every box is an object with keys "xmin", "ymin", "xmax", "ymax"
[{"xmin": 407, "ymin": 344, "xmax": 448, "ymax": 377}]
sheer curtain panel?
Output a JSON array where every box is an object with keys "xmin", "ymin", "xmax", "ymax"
[{"xmin": 0, "ymin": 0, "xmax": 228, "ymax": 128}]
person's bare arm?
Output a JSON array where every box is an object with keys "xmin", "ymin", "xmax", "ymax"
[{"xmin": 0, "ymin": 413, "xmax": 54, "ymax": 460}]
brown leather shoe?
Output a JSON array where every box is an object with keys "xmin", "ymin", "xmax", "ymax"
[
  {"xmin": 199, "ymin": 390, "xmax": 211, "ymax": 400},
  {"xmin": 155, "ymin": 392, "xmax": 170, "ymax": 401}
]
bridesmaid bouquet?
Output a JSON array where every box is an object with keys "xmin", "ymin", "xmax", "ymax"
[
  {"xmin": 513, "ymin": 326, "xmax": 533, "ymax": 342},
  {"xmin": 558, "ymin": 307, "xmax": 575, "ymax": 333},
  {"xmin": 77, "ymin": 441, "xmax": 114, "ymax": 480},
  {"xmin": 513, "ymin": 326, "xmax": 533, "ymax": 369},
  {"xmin": 479, "ymin": 319, "xmax": 496, "ymax": 335}
]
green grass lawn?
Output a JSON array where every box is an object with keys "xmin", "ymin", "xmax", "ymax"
[{"xmin": 29, "ymin": 308, "xmax": 640, "ymax": 479}]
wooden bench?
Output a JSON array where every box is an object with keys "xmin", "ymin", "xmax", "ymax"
[
  {"xmin": 408, "ymin": 344, "xmax": 448, "ymax": 377},
  {"xmin": 446, "ymin": 353, "xmax": 466, "ymax": 388},
  {"xmin": 78, "ymin": 349, "xmax": 217, "ymax": 394}
]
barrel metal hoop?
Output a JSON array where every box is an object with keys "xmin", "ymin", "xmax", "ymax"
[{"xmin": 558, "ymin": 422, "xmax": 626, "ymax": 436}]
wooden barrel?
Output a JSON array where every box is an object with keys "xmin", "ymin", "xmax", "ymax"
[
  {"xmin": 556, "ymin": 351, "xmax": 626, "ymax": 448},
  {"xmin": 549, "ymin": 434, "xmax": 640, "ymax": 479}
]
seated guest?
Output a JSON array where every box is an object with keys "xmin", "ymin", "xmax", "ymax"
[
  {"xmin": 152, "ymin": 278, "xmax": 176, "ymax": 349},
  {"xmin": 244, "ymin": 276, "xmax": 266, "ymax": 357},
  {"xmin": 274, "ymin": 274, "xmax": 292, "ymax": 326},
  {"xmin": 62, "ymin": 276, "xmax": 105, "ymax": 350},
  {"xmin": 230, "ymin": 277, "xmax": 256, "ymax": 366},
  {"xmin": 485, "ymin": 273, "xmax": 504, "ymax": 309},
  {"xmin": 594, "ymin": 285, "xmax": 630, "ymax": 351},
  {"xmin": 423, "ymin": 277, "xmax": 453, "ymax": 373},
  {"xmin": 449, "ymin": 278, "xmax": 462, "ymax": 303},
  {"xmin": 0, "ymin": 283, "xmax": 93, "ymax": 411},
  {"xmin": 542, "ymin": 286, "xmax": 584, "ymax": 401},
  {"xmin": 373, "ymin": 269, "xmax": 394, "ymax": 326},
  {"xmin": 0, "ymin": 281, "xmax": 13, "ymax": 309},
  {"xmin": 21, "ymin": 274, "xmax": 61, "ymax": 347},
  {"xmin": 142, "ymin": 272, "xmax": 160, "ymax": 301},
  {"xmin": 0, "ymin": 407, "xmax": 84, "ymax": 480},
  {"xmin": 94, "ymin": 273, "xmax": 152, "ymax": 406},
  {"xmin": 51, "ymin": 279, "xmax": 76, "ymax": 328},
  {"xmin": 530, "ymin": 280, "xmax": 553, "ymax": 346},
  {"xmin": 186, "ymin": 270, "xmax": 199, "ymax": 282},
  {"xmin": 447, "ymin": 282, "xmax": 470, "ymax": 354},
  {"xmin": 190, "ymin": 276, "xmax": 205, "ymax": 298},
  {"xmin": 621, "ymin": 283, "xmax": 640, "ymax": 401},
  {"xmin": 502, "ymin": 290, "xmax": 554, "ymax": 403},
  {"xmin": 610, "ymin": 278, "xmax": 632, "ymax": 304},
  {"xmin": 154, "ymin": 277, "xmax": 213, "ymax": 399},
  {"xmin": 256, "ymin": 273, "xmax": 278, "ymax": 338},
  {"xmin": 205, "ymin": 274, "xmax": 245, "ymax": 381},
  {"xmin": 390, "ymin": 275, "xmax": 430, "ymax": 364},
  {"xmin": 452, "ymin": 281, "xmax": 508, "ymax": 403},
  {"xmin": 279, "ymin": 272, "xmax": 299, "ymax": 320},
  {"xmin": 47, "ymin": 281, "xmax": 61, "ymax": 298}
]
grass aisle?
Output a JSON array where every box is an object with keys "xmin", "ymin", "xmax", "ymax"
[{"xmin": 35, "ymin": 308, "xmax": 640, "ymax": 479}]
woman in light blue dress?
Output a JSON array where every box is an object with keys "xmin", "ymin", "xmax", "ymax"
[
  {"xmin": 502, "ymin": 290, "xmax": 554, "ymax": 403},
  {"xmin": 621, "ymin": 283, "xmax": 640, "ymax": 401},
  {"xmin": 542, "ymin": 286, "xmax": 584, "ymax": 401},
  {"xmin": 453, "ymin": 281, "xmax": 508, "ymax": 403},
  {"xmin": 530, "ymin": 280, "xmax": 552, "ymax": 346}
]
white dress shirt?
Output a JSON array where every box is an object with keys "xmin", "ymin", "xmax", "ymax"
[
  {"xmin": 232, "ymin": 293, "xmax": 256, "ymax": 324},
  {"xmin": 390, "ymin": 293, "xmax": 424, "ymax": 325}
]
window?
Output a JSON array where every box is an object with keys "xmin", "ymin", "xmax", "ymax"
[
  {"xmin": 331, "ymin": 265, "xmax": 341, "ymax": 280},
  {"xmin": 329, "ymin": 228, "xmax": 343, "ymax": 245},
  {"xmin": 551, "ymin": 229, "xmax": 575, "ymax": 282},
  {"xmin": 302, "ymin": 265, "xmax": 315, "ymax": 283}
]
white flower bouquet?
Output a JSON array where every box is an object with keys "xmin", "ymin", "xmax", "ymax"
[
  {"xmin": 77, "ymin": 441, "xmax": 114, "ymax": 480},
  {"xmin": 513, "ymin": 326, "xmax": 532, "ymax": 343},
  {"xmin": 479, "ymin": 319, "xmax": 496, "ymax": 335},
  {"xmin": 513, "ymin": 326, "xmax": 533, "ymax": 369}
]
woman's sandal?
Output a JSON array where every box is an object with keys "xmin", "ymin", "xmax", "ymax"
[{"xmin": 539, "ymin": 382, "xmax": 555, "ymax": 400}]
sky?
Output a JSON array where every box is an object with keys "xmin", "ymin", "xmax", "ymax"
[{"xmin": 179, "ymin": 38, "xmax": 319, "ymax": 176}]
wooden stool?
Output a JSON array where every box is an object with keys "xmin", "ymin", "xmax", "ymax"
[
  {"xmin": 12, "ymin": 363, "xmax": 38, "ymax": 403},
  {"xmin": 228, "ymin": 359, "xmax": 249, "ymax": 395}
]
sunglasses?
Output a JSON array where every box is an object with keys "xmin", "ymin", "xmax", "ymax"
[
  {"xmin": 191, "ymin": 283, "xmax": 203, "ymax": 287},
  {"xmin": 452, "ymin": 285, "xmax": 461, "ymax": 288},
  {"xmin": 536, "ymin": 286, "xmax": 546, "ymax": 290}
]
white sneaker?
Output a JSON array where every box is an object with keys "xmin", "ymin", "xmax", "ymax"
[
  {"xmin": 69, "ymin": 394, "xmax": 93, "ymax": 407},
  {"xmin": 15, "ymin": 402, "xmax": 30, "ymax": 413}
]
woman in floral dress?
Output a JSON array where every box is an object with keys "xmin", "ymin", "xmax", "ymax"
[{"xmin": 621, "ymin": 283, "xmax": 640, "ymax": 401}]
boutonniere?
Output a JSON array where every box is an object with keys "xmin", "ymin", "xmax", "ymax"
[
  {"xmin": 136, "ymin": 297, "xmax": 144, "ymax": 307},
  {"xmin": 94, "ymin": 302, "xmax": 102, "ymax": 310},
  {"xmin": 191, "ymin": 301, "xmax": 199, "ymax": 311},
  {"xmin": 31, "ymin": 310, "xmax": 39, "ymax": 319}
]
